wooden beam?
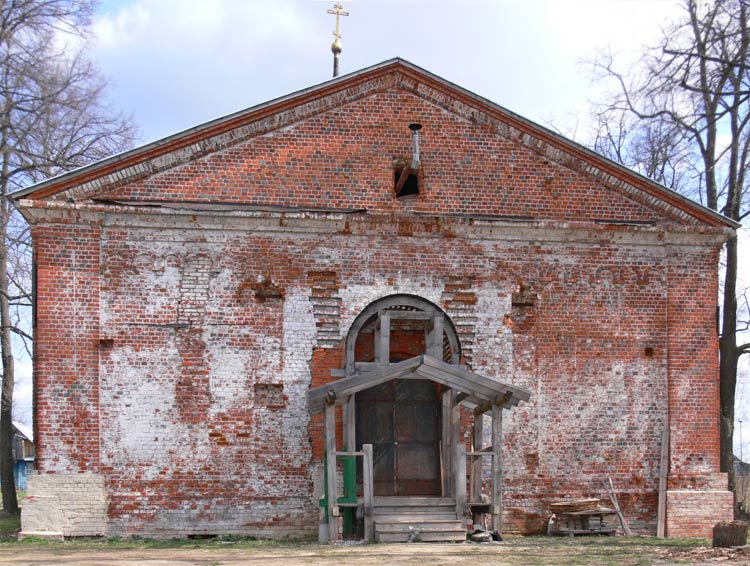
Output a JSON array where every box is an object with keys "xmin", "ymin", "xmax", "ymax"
[
  {"xmin": 394, "ymin": 165, "xmax": 413, "ymax": 194},
  {"xmin": 414, "ymin": 364, "xmax": 498, "ymax": 401},
  {"xmin": 455, "ymin": 392, "xmax": 470, "ymax": 404},
  {"xmin": 312, "ymin": 355, "xmax": 532, "ymax": 415},
  {"xmin": 451, "ymin": 390, "xmax": 460, "ymax": 502},
  {"xmin": 491, "ymin": 404, "xmax": 503, "ymax": 535},
  {"xmin": 418, "ymin": 359, "xmax": 524, "ymax": 403},
  {"xmin": 325, "ymin": 402, "xmax": 338, "ymax": 543},
  {"xmin": 354, "ymin": 362, "xmax": 386, "ymax": 372},
  {"xmin": 387, "ymin": 311, "xmax": 433, "ymax": 320},
  {"xmin": 473, "ymin": 392, "xmax": 513, "ymax": 416},
  {"xmin": 344, "ymin": 396, "xmax": 356, "ymax": 453},
  {"xmin": 373, "ymin": 319, "xmax": 381, "ymax": 365},
  {"xmin": 428, "ymin": 314, "xmax": 444, "ymax": 359}
]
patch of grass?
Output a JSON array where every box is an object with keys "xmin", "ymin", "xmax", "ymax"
[
  {"xmin": 0, "ymin": 532, "xmax": 315, "ymax": 550},
  {"xmin": 0, "ymin": 512, "xmax": 20, "ymax": 540},
  {"xmin": 496, "ymin": 535, "xmax": 711, "ymax": 566}
]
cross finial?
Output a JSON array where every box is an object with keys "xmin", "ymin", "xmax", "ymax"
[{"xmin": 327, "ymin": 2, "xmax": 349, "ymax": 77}]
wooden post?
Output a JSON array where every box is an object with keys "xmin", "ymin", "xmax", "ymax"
[
  {"xmin": 362, "ymin": 443, "xmax": 375, "ymax": 542},
  {"xmin": 325, "ymin": 402, "xmax": 338, "ymax": 543},
  {"xmin": 451, "ymin": 390, "xmax": 460, "ymax": 497},
  {"xmin": 454, "ymin": 442, "xmax": 467, "ymax": 525},
  {"xmin": 344, "ymin": 396, "xmax": 356, "ymax": 452},
  {"xmin": 442, "ymin": 390, "xmax": 453, "ymax": 496},
  {"xmin": 428, "ymin": 314, "xmax": 444, "ymax": 359},
  {"xmin": 376, "ymin": 311, "xmax": 390, "ymax": 363},
  {"xmin": 471, "ymin": 414, "xmax": 484, "ymax": 502},
  {"xmin": 491, "ymin": 405, "xmax": 503, "ymax": 534},
  {"xmin": 657, "ymin": 427, "xmax": 669, "ymax": 538}
]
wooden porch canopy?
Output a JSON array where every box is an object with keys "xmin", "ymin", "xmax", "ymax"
[
  {"xmin": 307, "ymin": 354, "xmax": 531, "ymax": 416},
  {"xmin": 308, "ymin": 352, "xmax": 531, "ymax": 542}
]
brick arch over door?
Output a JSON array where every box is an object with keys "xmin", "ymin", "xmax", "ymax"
[{"xmin": 344, "ymin": 294, "xmax": 462, "ymax": 374}]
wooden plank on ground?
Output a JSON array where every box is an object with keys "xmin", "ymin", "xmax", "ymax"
[{"xmin": 604, "ymin": 477, "xmax": 633, "ymax": 536}]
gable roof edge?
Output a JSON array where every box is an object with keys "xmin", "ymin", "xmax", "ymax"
[
  {"xmin": 391, "ymin": 62, "xmax": 738, "ymax": 230},
  {"xmin": 10, "ymin": 58, "xmax": 408, "ymax": 201},
  {"xmin": 11, "ymin": 58, "xmax": 739, "ymax": 229}
]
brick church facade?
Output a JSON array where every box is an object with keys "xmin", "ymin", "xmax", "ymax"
[{"xmin": 13, "ymin": 59, "xmax": 735, "ymax": 539}]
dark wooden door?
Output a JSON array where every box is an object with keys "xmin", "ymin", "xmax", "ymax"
[{"xmin": 356, "ymin": 379, "xmax": 441, "ymax": 496}]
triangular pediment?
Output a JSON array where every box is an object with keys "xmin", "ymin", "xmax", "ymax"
[{"xmin": 12, "ymin": 59, "xmax": 735, "ymax": 229}]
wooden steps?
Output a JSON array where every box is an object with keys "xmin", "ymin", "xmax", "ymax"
[{"xmin": 373, "ymin": 497, "xmax": 465, "ymax": 543}]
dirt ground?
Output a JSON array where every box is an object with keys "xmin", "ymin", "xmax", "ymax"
[{"xmin": 0, "ymin": 537, "xmax": 749, "ymax": 566}]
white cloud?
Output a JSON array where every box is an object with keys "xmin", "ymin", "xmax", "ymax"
[{"xmin": 88, "ymin": 0, "xmax": 683, "ymax": 143}]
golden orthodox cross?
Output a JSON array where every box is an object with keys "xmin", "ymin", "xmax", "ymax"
[{"xmin": 327, "ymin": 2, "xmax": 349, "ymax": 41}]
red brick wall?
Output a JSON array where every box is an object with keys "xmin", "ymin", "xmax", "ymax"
[
  {"xmin": 667, "ymin": 246, "xmax": 722, "ymax": 478},
  {"xmin": 25, "ymin": 75, "xmax": 731, "ymax": 538},
  {"xmin": 106, "ymin": 86, "xmax": 666, "ymax": 225},
  {"xmin": 667, "ymin": 490, "xmax": 734, "ymax": 538},
  {"xmin": 33, "ymin": 224, "xmax": 101, "ymax": 473}
]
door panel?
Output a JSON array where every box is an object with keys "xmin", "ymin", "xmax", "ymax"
[{"xmin": 356, "ymin": 379, "xmax": 441, "ymax": 496}]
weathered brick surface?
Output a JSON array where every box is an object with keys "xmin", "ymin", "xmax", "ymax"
[
  {"xmin": 21, "ymin": 474, "xmax": 106, "ymax": 537},
  {"xmin": 105, "ymin": 87, "xmax": 669, "ymax": 223},
  {"xmin": 666, "ymin": 490, "xmax": 735, "ymax": 538},
  {"xmin": 32, "ymin": 224, "xmax": 101, "ymax": 474},
  {"xmin": 18, "ymin": 63, "xmax": 733, "ymax": 539}
]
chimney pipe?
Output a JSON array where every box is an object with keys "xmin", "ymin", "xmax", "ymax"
[{"xmin": 409, "ymin": 123, "xmax": 422, "ymax": 169}]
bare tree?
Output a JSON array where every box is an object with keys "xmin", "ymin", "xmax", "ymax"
[
  {"xmin": 590, "ymin": 0, "xmax": 749, "ymax": 506},
  {"xmin": 0, "ymin": 0, "xmax": 136, "ymax": 515}
]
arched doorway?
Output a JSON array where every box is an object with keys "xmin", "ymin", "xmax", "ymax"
[
  {"xmin": 308, "ymin": 296, "xmax": 529, "ymax": 542},
  {"xmin": 346, "ymin": 295, "xmax": 461, "ymax": 496}
]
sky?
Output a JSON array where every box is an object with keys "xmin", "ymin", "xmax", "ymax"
[
  {"xmin": 88, "ymin": 0, "xmax": 684, "ymax": 144},
  {"xmin": 12, "ymin": 0, "xmax": 750, "ymax": 459}
]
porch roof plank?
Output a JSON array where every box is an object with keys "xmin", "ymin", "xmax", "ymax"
[
  {"xmin": 307, "ymin": 356, "xmax": 423, "ymax": 414},
  {"xmin": 421, "ymin": 355, "xmax": 531, "ymax": 403},
  {"xmin": 413, "ymin": 365, "xmax": 498, "ymax": 401},
  {"xmin": 307, "ymin": 354, "xmax": 532, "ymax": 415}
]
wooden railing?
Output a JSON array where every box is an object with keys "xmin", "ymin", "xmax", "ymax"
[
  {"xmin": 324, "ymin": 443, "xmax": 374, "ymax": 542},
  {"xmin": 455, "ymin": 406, "xmax": 504, "ymax": 533}
]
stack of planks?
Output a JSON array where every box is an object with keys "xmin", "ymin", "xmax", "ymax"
[{"xmin": 547, "ymin": 499, "xmax": 617, "ymax": 537}]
